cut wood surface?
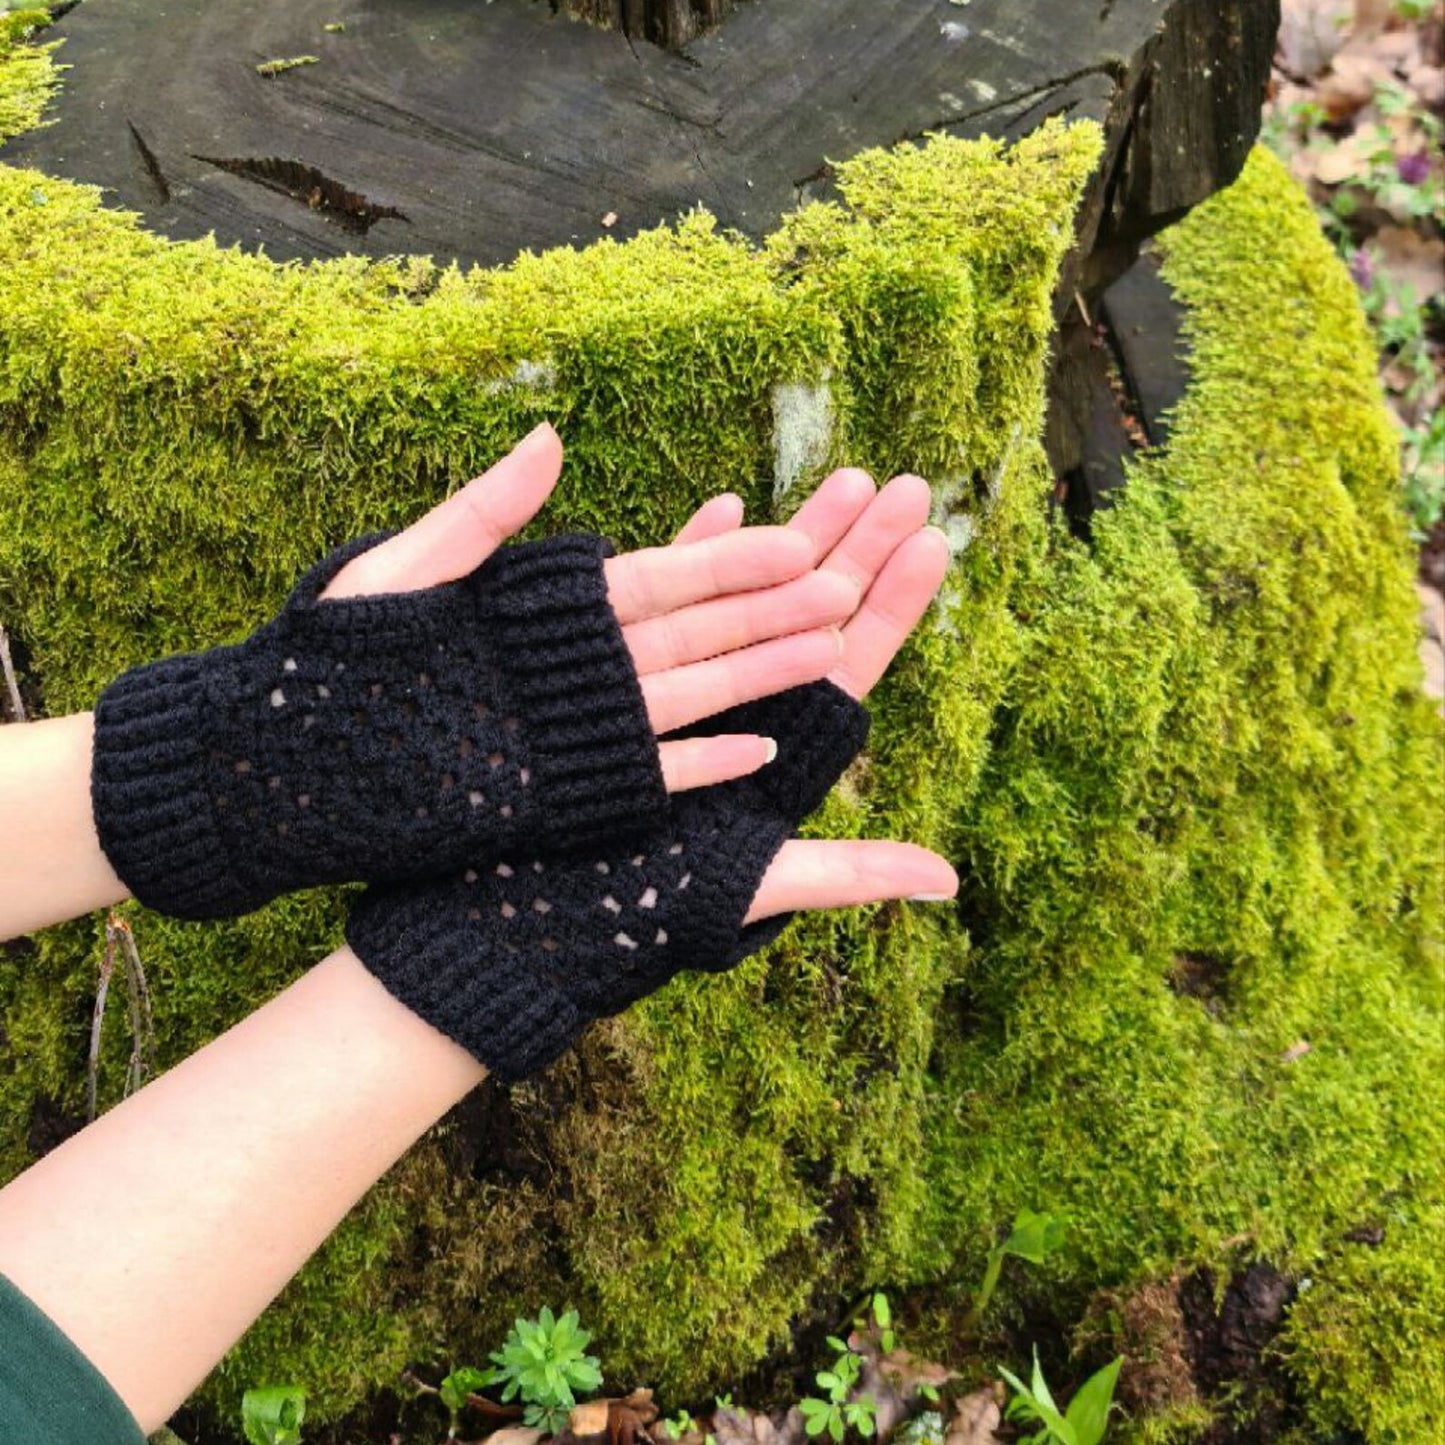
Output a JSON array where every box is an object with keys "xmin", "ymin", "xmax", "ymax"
[{"xmin": 3, "ymin": 0, "xmax": 1278, "ymax": 282}]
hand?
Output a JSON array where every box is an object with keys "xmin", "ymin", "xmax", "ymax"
[
  {"xmin": 667, "ymin": 469, "xmax": 960, "ymax": 919},
  {"xmin": 322, "ymin": 424, "xmax": 861, "ymax": 794}
]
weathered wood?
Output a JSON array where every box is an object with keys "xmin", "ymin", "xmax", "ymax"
[
  {"xmin": 3, "ymin": 0, "xmax": 1277, "ymax": 509},
  {"xmin": 3, "ymin": 0, "xmax": 1276, "ymax": 282},
  {"xmin": 566, "ymin": 0, "xmax": 734, "ymax": 52}
]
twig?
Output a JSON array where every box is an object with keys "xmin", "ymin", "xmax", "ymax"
[
  {"xmin": 87, "ymin": 930, "xmax": 117, "ymax": 1123},
  {"xmin": 0, "ymin": 623, "xmax": 25, "ymax": 723},
  {"xmin": 111, "ymin": 916, "xmax": 155, "ymax": 1097},
  {"xmin": 86, "ymin": 914, "xmax": 157, "ymax": 1119}
]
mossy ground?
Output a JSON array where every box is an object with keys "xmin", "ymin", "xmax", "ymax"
[{"xmin": 1, "ymin": 14, "xmax": 1441, "ymax": 1441}]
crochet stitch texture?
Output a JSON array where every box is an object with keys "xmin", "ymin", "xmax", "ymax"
[
  {"xmin": 92, "ymin": 533, "xmax": 666, "ymax": 919},
  {"xmin": 346, "ymin": 682, "xmax": 870, "ymax": 1081}
]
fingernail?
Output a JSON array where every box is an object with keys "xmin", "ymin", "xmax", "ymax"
[
  {"xmin": 762, "ymin": 737, "xmax": 778, "ymax": 764},
  {"xmin": 908, "ymin": 893, "xmax": 956, "ymax": 902}
]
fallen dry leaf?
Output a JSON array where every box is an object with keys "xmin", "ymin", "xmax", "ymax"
[
  {"xmin": 1278, "ymin": 0, "xmax": 1355, "ymax": 78},
  {"xmin": 488, "ymin": 1429, "xmax": 545, "ymax": 1445},
  {"xmin": 1411, "ymin": 63, "xmax": 1445, "ymax": 108},
  {"xmin": 945, "ymin": 1387, "xmax": 1004, "ymax": 1445},
  {"xmin": 1373, "ymin": 225, "xmax": 1445, "ymax": 306},
  {"xmin": 572, "ymin": 1401, "xmax": 613, "ymax": 1437},
  {"xmin": 878, "ymin": 1348, "xmax": 956, "ymax": 1396},
  {"xmin": 1316, "ymin": 51, "xmax": 1393, "ymax": 119},
  {"xmin": 1310, "ymin": 128, "xmax": 1382, "ymax": 185},
  {"xmin": 709, "ymin": 1407, "xmax": 757, "ymax": 1445},
  {"xmin": 1351, "ymin": 0, "xmax": 1396, "ymax": 36},
  {"xmin": 1282, "ymin": 1040, "xmax": 1314, "ymax": 1063},
  {"xmin": 602, "ymin": 211, "xmax": 618, "ymax": 228}
]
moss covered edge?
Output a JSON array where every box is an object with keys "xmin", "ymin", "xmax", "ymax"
[{"xmin": 2, "ymin": 12, "xmax": 1443, "ymax": 1441}]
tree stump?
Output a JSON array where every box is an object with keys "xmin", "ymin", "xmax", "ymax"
[
  {"xmin": 2, "ymin": 0, "xmax": 1280, "ymax": 492},
  {"xmin": 5, "ymin": 0, "xmax": 1277, "ymax": 284}
]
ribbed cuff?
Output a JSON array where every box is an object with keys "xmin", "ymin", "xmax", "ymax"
[
  {"xmin": 91, "ymin": 651, "xmax": 241, "ymax": 919},
  {"xmin": 479, "ymin": 536, "xmax": 667, "ymax": 851},
  {"xmin": 346, "ymin": 888, "xmax": 584, "ymax": 1082}
]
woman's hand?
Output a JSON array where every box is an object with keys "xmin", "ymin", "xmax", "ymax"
[
  {"xmin": 667, "ymin": 467, "xmax": 960, "ymax": 918},
  {"xmin": 322, "ymin": 423, "xmax": 861, "ymax": 794}
]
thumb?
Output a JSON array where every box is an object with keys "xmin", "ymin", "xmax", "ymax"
[{"xmin": 323, "ymin": 423, "xmax": 564, "ymax": 599}]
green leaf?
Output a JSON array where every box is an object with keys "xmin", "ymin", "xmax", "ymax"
[
  {"xmin": 816, "ymin": 1372, "xmax": 841, "ymax": 1393},
  {"xmin": 825, "ymin": 1336, "xmax": 849, "ymax": 1354},
  {"xmin": 872, "ymin": 1294, "xmax": 891, "ymax": 1330},
  {"xmin": 1000, "ymin": 1356, "xmax": 1075, "ymax": 1445},
  {"xmin": 1062, "ymin": 1357, "xmax": 1122, "ymax": 1445},
  {"xmin": 241, "ymin": 1386, "xmax": 307, "ymax": 1445},
  {"xmin": 1029, "ymin": 1349, "xmax": 1057, "ymax": 1416},
  {"xmin": 440, "ymin": 1366, "xmax": 492, "ymax": 1412},
  {"xmin": 1002, "ymin": 1210, "xmax": 1068, "ymax": 1265},
  {"xmin": 828, "ymin": 1412, "xmax": 845, "ymax": 1443}
]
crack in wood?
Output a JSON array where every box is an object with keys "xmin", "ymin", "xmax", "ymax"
[
  {"xmin": 127, "ymin": 120, "xmax": 170, "ymax": 203},
  {"xmin": 788, "ymin": 63, "xmax": 1121, "ymax": 197},
  {"xmin": 191, "ymin": 155, "xmax": 409, "ymax": 233},
  {"xmin": 935, "ymin": 60, "xmax": 1128, "ymax": 132}
]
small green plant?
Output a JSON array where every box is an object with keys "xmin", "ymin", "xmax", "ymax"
[
  {"xmin": 971, "ymin": 1209, "xmax": 1068, "ymax": 1326},
  {"xmin": 241, "ymin": 1386, "xmax": 306, "ymax": 1445},
  {"xmin": 665, "ymin": 1407, "xmax": 695, "ymax": 1439},
  {"xmin": 1403, "ymin": 407, "xmax": 1445, "ymax": 539},
  {"xmin": 869, "ymin": 1292, "xmax": 896, "ymax": 1354},
  {"xmin": 861, "ymin": 1292, "xmax": 939, "ymax": 1403},
  {"xmin": 799, "ymin": 1336, "xmax": 878, "ymax": 1441},
  {"xmin": 999, "ymin": 1350, "xmax": 1122, "ymax": 1445},
  {"xmin": 438, "ymin": 1366, "xmax": 493, "ymax": 1439},
  {"xmin": 480, "ymin": 1306, "xmax": 604, "ymax": 1435}
]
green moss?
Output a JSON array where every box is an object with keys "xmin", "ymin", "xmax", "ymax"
[
  {"xmin": 0, "ymin": 20, "xmax": 1440, "ymax": 1434},
  {"xmin": 255, "ymin": 56, "xmax": 320, "ymax": 77},
  {"xmin": 0, "ymin": 7, "xmax": 60, "ymax": 145},
  {"xmin": 923, "ymin": 149, "xmax": 1444, "ymax": 1437},
  {"xmin": 1283, "ymin": 1204, "xmax": 1445, "ymax": 1443}
]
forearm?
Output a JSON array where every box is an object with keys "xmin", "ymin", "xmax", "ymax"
[
  {"xmin": 0, "ymin": 946, "xmax": 483, "ymax": 1433},
  {"xmin": 0, "ymin": 713, "xmax": 128, "ymax": 939}
]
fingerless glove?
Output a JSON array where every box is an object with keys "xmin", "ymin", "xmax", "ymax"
[
  {"xmin": 92, "ymin": 534, "xmax": 666, "ymax": 920},
  {"xmin": 345, "ymin": 682, "xmax": 869, "ymax": 1081}
]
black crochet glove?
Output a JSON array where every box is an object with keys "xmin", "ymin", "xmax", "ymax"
[
  {"xmin": 345, "ymin": 682, "xmax": 869, "ymax": 1081},
  {"xmin": 92, "ymin": 534, "xmax": 666, "ymax": 920}
]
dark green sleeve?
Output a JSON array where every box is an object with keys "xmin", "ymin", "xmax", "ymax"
[{"xmin": 0, "ymin": 1274, "xmax": 147, "ymax": 1444}]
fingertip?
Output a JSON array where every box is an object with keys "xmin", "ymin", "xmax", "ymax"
[
  {"xmin": 915, "ymin": 525, "xmax": 953, "ymax": 575},
  {"xmin": 828, "ymin": 467, "xmax": 878, "ymax": 501},
  {"xmin": 910, "ymin": 857, "xmax": 960, "ymax": 901},
  {"xmin": 881, "ymin": 471, "xmax": 935, "ymax": 519},
  {"xmin": 767, "ymin": 525, "xmax": 826, "ymax": 571}
]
